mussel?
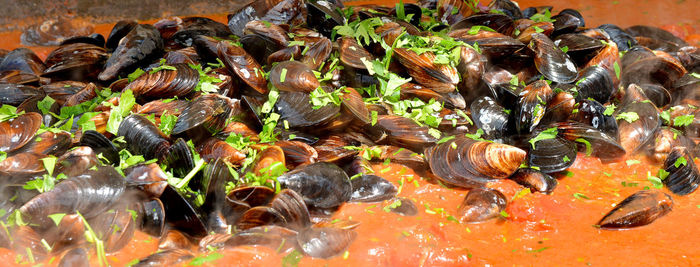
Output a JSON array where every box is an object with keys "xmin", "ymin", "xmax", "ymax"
[{"xmin": 597, "ymin": 190, "xmax": 673, "ymax": 229}]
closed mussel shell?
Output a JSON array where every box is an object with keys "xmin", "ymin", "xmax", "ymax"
[
  {"xmin": 530, "ymin": 33, "xmax": 577, "ymax": 83},
  {"xmin": 662, "ymin": 147, "xmax": 699, "ymax": 195},
  {"xmin": 528, "ymin": 129, "xmax": 577, "ymax": 173},
  {"xmin": 509, "ymin": 168, "xmax": 557, "ymax": 194},
  {"xmin": 457, "ymin": 188, "xmax": 507, "ymax": 223},
  {"xmin": 350, "ymin": 174, "xmax": 398, "ymax": 203},
  {"xmin": 297, "ymin": 226, "xmax": 357, "ymax": 259},
  {"xmin": 597, "ymin": 190, "xmax": 673, "ymax": 229},
  {"xmin": 276, "ymin": 162, "xmax": 352, "ymax": 209}
]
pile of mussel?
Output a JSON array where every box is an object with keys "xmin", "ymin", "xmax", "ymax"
[{"xmin": 0, "ymin": 0, "xmax": 699, "ymax": 265}]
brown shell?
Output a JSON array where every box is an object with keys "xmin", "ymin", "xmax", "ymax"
[
  {"xmin": 217, "ymin": 41, "xmax": 268, "ymax": 94},
  {"xmin": 339, "ymin": 37, "xmax": 375, "ymax": 69},
  {"xmin": 394, "ymin": 48, "xmax": 459, "ymax": 93},
  {"xmin": 196, "ymin": 137, "xmax": 246, "ymax": 165},
  {"xmin": 301, "ymin": 37, "xmax": 332, "ymax": 70},
  {"xmin": 597, "ymin": 190, "xmax": 673, "ymax": 229},
  {"xmin": 269, "ymin": 61, "xmax": 320, "ymax": 93},
  {"xmin": 0, "ymin": 112, "xmax": 41, "ymax": 153},
  {"xmin": 125, "ymin": 63, "xmax": 199, "ymax": 101}
]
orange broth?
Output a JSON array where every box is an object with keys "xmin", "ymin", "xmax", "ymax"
[{"xmin": 0, "ymin": 1, "xmax": 699, "ymax": 266}]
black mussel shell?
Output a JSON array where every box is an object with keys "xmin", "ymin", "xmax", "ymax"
[
  {"xmin": 15, "ymin": 130, "xmax": 71, "ymax": 156},
  {"xmin": 306, "ymin": 0, "xmax": 346, "ymax": 38},
  {"xmin": 269, "ymin": 61, "xmax": 320, "ymax": 93},
  {"xmin": 0, "ymin": 48, "xmax": 45, "ymax": 75},
  {"xmin": 0, "ymin": 83, "xmax": 44, "ymax": 107},
  {"xmin": 528, "ymin": 132, "xmax": 577, "ymax": 173},
  {"xmin": 217, "ymin": 41, "xmax": 268, "ymax": 94},
  {"xmin": 277, "ymin": 162, "xmax": 352, "ymax": 209},
  {"xmin": 172, "ymin": 94, "xmax": 234, "ymax": 139},
  {"xmin": 515, "ymin": 80, "xmax": 553, "ymax": 134},
  {"xmin": 597, "ymin": 190, "xmax": 673, "ymax": 229},
  {"xmin": 615, "ymin": 97, "xmax": 660, "ymax": 154},
  {"xmin": 91, "ymin": 206, "xmax": 136, "ymax": 252},
  {"xmin": 270, "ymin": 189, "xmax": 312, "ymax": 231},
  {"xmin": 551, "ymin": 13, "xmax": 582, "ymax": 36},
  {"xmin": 226, "ymin": 186, "xmax": 276, "ymax": 214},
  {"xmin": 159, "ymin": 185, "xmax": 207, "ymax": 237},
  {"xmin": 118, "ymin": 114, "xmax": 171, "ymax": 161},
  {"xmin": 42, "ymin": 43, "xmax": 109, "ymax": 81},
  {"xmin": 555, "ymin": 121, "xmax": 626, "ymax": 161},
  {"xmin": 571, "ymin": 99, "xmax": 619, "ymax": 139},
  {"xmin": 172, "ymin": 17, "xmax": 230, "ymax": 47},
  {"xmin": 389, "ymin": 3, "xmax": 422, "ymax": 26},
  {"xmin": 529, "ymin": 33, "xmax": 577, "ymax": 83},
  {"xmin": 99, "ymin": 24, "xmax": 164, "ymax": 81},
  {"xmin": 575, "ymin": 65, "xmax": 615, "ymax": 103},
  {"xmin": 275, "ymin": 89, "xmax": 340, "ymax": 128},
  {"xmin": 457, "ymin": 188, "xmax": 507, "ymax": 223},
  {"xmin": 79, "ymin": 130, "xmax": 119, "ymax": 164},
  {"xmin": 387, "ymin": 197, "xmax": 418, "ymax": 216},
  {"xmin": 58, "ymin": 247, "xmax": 89, "ymax": 267},
  {"xmin": 598, "ymin": 24, "xmax": 637, "ymax": 52},
  {"xmin": 136, "ymin": 198, "xmax": 166, "ymax": 237},
  {"xmin": 105, "ymin": 20, "xmax": 138, "ymax": 51},
  {"xmin": 451, "ymin": 13, "xmax": 515, "ymax": 36},
  {"xmin": 662, "ymin": 147, "xmax": 699, "ymax": 195},
  {"xmin": 470, "ymin": 96, "xmax": 509, "ymax": 140},
  {"xmin": 297, "ymin": 227, "xmax": 357, "ymax": 259},
  {"xmin": 125, "ymin": 63, "xmax": 199, "ymax": 102},
  {"xmin": 55, "ymin": 146, "xmax": 99, "ymax": 177},
  {"xmin": 622, "ymin": 56, "xmax": 686, "ymax": 90},
  {"xmin": 166, "ymin": 138, "xmax": 196, "ymax": 179},
  {"xmin": 625, "ymin": 25, "xmax": 688, "ymax": 47},
  {"xmin": 509, "ymin": 168, "xmax": 557, "ymax": 194},
  {"xmin": 350, "ymin": 174, "xmax": 398, "ymax": 203},
  {"xmin": 60, "ymin": 33, "xmax": 106, "ymax": 47},
  {"xmin": 489, "ymin": 0, "xmax": 524, "ymax": 20},
  {"xmin": 366, "ymin": 115, "xmax": 438, "ymax": 152},
  {"xmin": 19, "ymin": 166, "xmax": 126, "ymax": 227},
  {"xmin": 553, "ymin": 33, "xmax": 605, "ymax": 66},
  {"xmin": 133, "ymin": 249, "xmax": 194, "ymax": 267}
]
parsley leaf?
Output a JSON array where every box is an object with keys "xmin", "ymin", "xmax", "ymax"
[
  {"xmin": 616, "ymin": 112, "xmax": 639, "ymax": 123},
  {"xmin": 603, "ymin": 104, "xmax": 616, "ymax": 116},
  {"xmin": 529, "ymin": 127, "xmax": 558, "ymax": 149},
  {"xmin": 673, "ymin": 114, "xmax": 694, "ymax": 127}
]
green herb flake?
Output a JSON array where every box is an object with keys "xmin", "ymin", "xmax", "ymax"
[
  {"xmin": 616, "ymin": 112, "xmax": 639, "ymax": 123},
  {"xmin": 613, "ymin": 61, "xmax": 621, "ymax": 79},
  {"xmin": 560, "ymin": 46, "xmax": 569, "ymax": 53},
  {"xmin": 529, "ymin": 127, "xmax": 558, "ymax": 149},
  {"xmin": 127, "ymin": 68, "xmax": 146, "ymax": 82},
  {"xmin": 0, "ymin": 105, "xmax": 20, "ymax": 122},
  {"xmin": 188, "ymin": 252, "xmax": 224, "ymax": 266},
  {"xmin": 603, "ymin": 104, "xmax": 616, "ymax": 116},
  {"xmin": 47, "ymin": 213, "xmax": 66, "ymax": 226},
  {"xmin": 674, "ymin": 156, "xmax": 687, "ymax": 168},
  {"xmin": 37, "ymin": 96, "xmax": 55, "ymax": 114},
  {"xmin": 573, "ymin": 193, "xmax": 590, "ymax": 200},
  {"xmin": 499, "ymin": 210, "xmax": 510, "ymax": 218},
  {"xmin": 575, "ymin": 138, "xmax": 592, "ymax": 156},
  {"xmin": 673, "ymin": 114, "xmax": 694, "ymax": 127},
  {"xmin": 626, "ymin": 159, "xmax": 641, "ymax": 166},
  {"xmin": 383, "ymin": 199, "xmax": 402, "ymax": 212},
  {"xmin": 563, "ymin": 155, "xmax": 570, "ymax": 163}
]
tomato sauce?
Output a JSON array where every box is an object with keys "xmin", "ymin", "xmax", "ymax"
[{"xmin": 0, "ymin": 1, "xmax": 699, "ymax": 266}]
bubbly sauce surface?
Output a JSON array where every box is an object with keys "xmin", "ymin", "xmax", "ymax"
[{"xmin": 0, "ymin": 1, "xmax": 699, "ymax": 266}]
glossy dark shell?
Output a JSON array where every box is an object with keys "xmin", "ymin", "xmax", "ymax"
[
  {"xmin": 597, "ymin": 190, "xmax": 673, "ymax": 229},
  {"xmin": 554, "ymin": 121, "xmax": 626, "ymax": 161},
  {"xmin": 598, "ymin": 24, "xmax": 638, "ymax": 52},
  {"xmin": 217, "ymin": 41, "xmax": 268, "ymax": 94},
  {"xmin": 270, "ymin": 189, "xmax": 312, "ymax": 231},
  {"xmin": 79, "ymin": 130, "xmax": 119, "ymax": 164},
  {"xmin": 159, "ymin": 185, "xmax": 207, "ymax": 237},
  {"xmin": 0, "ymin": 112, "xmax": 41, "ymax": 153},
  {"xmin": 571, "ymin": 99, "xmax": 619, "ymax": 139},
  {"xmin": 275, "ymin": 90, "xmax": 340, "ymax": 128},
  {"xmin": 105, "ymin": 20, "xmax": 138, "ymax": 51},
  {"xmin": 662, "ymin": 147, "xmax": 699, "ymax": 195},
  {"xmin": 530, "ymin": 33, "xmax": 577, "ymax": 83},
  {"xmin": 297, "ymin": 227, "xmax": 357, "ymax": 259},
  {"xmin": 366, "ymin": 115, "xmax": 438, "ymax": 152},
  {"xmin": 527, "ymin": 133, "xmax": 577, "ymax": 173},
  {"xmin": 125, "ymin": 63, "xmax": 199, "ymax": 102},
  {"xmin": 616, "ymin": 97, "xmax": 660, "ymax": 154},
  {"xmin": 42, "ymin": 43, "xmax": 108, "ymax": 81},
  {"xmin": 99, "ymin": 24, "xmax": 164, "ymax": 81},
  {"xmin": 470, "ymin": 96, "xmax": 509, "ymax": 140},
  {"xmin": 118, "ymin": 114, "xmax": 171, "ymax": 161},
  {"xmin": 19, "ymin": 166, "xmax": 126, "ymax": 227},
  {"xmin": 172, "ymin": 94, "xmax": 234, "ymax": 138},
  {"xmin": 0, "ymin": 83, "xmax": 44, "ymax": 106},
  {"xmin": 270, "ymin": 61, "xmax": 320, "ymax": 93},
  {"xmin": 306, "ymin": 0, "xmax": 346, "ymax": 38},
  {"xmin": 277, "ymin": 162, "xmax": 352, "ymax": 208},
  {"xmin": 575, "ymin": 65, "xmax": 615, "ymax": 103},
  {"xmin": 425, "ymin": 136, "xmax": 526, "ymax": 188},
  {"xmin": 509, "ymin": 168, "xmax": 558, "ymax": 194},
  {"xmin": 350, "ymin": 174, "xmax": 398, "ymax": 203},
  {"xmin": 515, "ymin": 80, "xmax": 553, "ymax": 134},
  {"xmin": 457, "ymin": 188, "xmax": 507, "ymax": 223}
]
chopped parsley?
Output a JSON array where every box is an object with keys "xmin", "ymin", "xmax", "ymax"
[
  {"xmin": 616, "ymin": 112, "xmax": 639, "ymax": 123},
  {"xmin": 529, "ymin": 127, "xmax": 558, "ymax": 149},
  {"xmin": 673, "ymin": 114, "xmax": 694, "ymax": 127},
  {"xmin": 603, "ymin": 104, "xmax": 616, "ymax": 116}
]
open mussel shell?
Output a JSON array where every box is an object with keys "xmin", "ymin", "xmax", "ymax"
[
  {"xmin": 201, "ymin": 158, "xmax": 234, "ymax": 211},
  {"xmin": 159, "ymin": 230, "xmax": 192, "ymax": 250},
  {"xmin": 530, "ymin": 33, "xmax": 577, "ymax": 83},
  {"xmin": 367, "ymin": 115, "xmax": 438, "ymax": 152},
  {"xmin": 197, "ymin": 137, "xmax": 246, "ymax": 165},
  {"xmin": 14, "ymin": 130, "xmax": 71, "ymax": 156},
  {"xmin": 457, "ymin": 188, "xmax": 507, "ymax": 223},
  {"xmin": 644, "ymin": 127, "xmax": 696, "ymax": 163},
  {"xmin": 277, "ymin": 162, "xmax": 352, "ymax": 209},
  {"xmin": 597, "ymin": 190, "xmax": 673, "ymax": 229},
  {"xmin": 662, "ymin": 147, "xmax": 699, "ymax": 195},
  {"xmin": 0, "ymin": 83, "xmax": 44, "ymax": 107},
  {"xmin": 527, "ymin": 132, "xmax": 577, "ymax": 173},
  {"xmin": 118, "ymin": 114, "xmax": 171, "ymax": 161},
  {"xmin": 55, "ymin": 146, "xmax": 99, "ymax": 177},
  {"xmin": 313, "ymin": 134, "xmax": 359, "ymax": 164},
  {"xmin": 470, "ymin": 96, "xmax": 509, "ymax": 140},
  {"xmin": 269, "ymin": 61, "xmax": 320, "ymax": 93},
  {"xmin": 509, "ymin": 168, "xmax": 557, "ymax": 194},
  {"xmin": 301, "ymin": 37, "xmax": 332, "ymax": 70},
  {"xmin": 270, "ymin": 189, "xmax": 312, "ymax": 231},
  {"xmin": 515, "ymin": 80, "xmax": 553, "ymax": 134},
  {"xmin": 276, "ymin": 140, "xmax": 318, "ymax": 169},
  {"xmin": 451, "ymin": 13, "xmax": 515, "ymax": 36},
  {"xmin": 350, "ymin": 174, "xmax": 398, "ymax": 203},
  {"xmin": 236, "ymin": 206, "xmax": 286, "ymax": 231},
  {"xmin": 172, "ymin": 94, "xmax": 233, "ymax": 139},
  {"xmin": 0, "ymin": 112, "xmax": 41, "ymax": 153},
  {"xmin": 135, "ymin": 198, "xmax": 166, "ymax": 237},
  {"xmin": 91, "ymin": 205, "xmax": 136, "ymax": 252},
  {"xmin": 159, "ymin": 185, "xmax": 207, "ymax": 237},
  {"xmin": 0, "ymin": 48, "xmax": 45, "ymax": 75},
  {"xmin": 625, "ymin": 25, "xmax": 687, "ymax": 47},
  {"xmin": 425, "ymin": 136, "xmax": 526, "ymax": 188},
  {"xmin": 339, "ymin": 87, "xmax": 370, "ymax": 124},
  {"xmin": 42, "ymin": 43, "xmax": 108, "ymax": 81},
  {"xmin": 489, "ymin": 0, "xmax": 523, "ymax": 19},
  {"xmin": 275, "ymin": 89, "xmax": 340, "ymax": 128},
  {"xmin": 622, "ymin": 54, "xmax": 686, "ymax": 90},
  {"xmin": 217, "ymin": 41, "xmax": 268, "ymax": 94},
  {"xmin": 125, "ymin": 63, "xmax": 199, "ymax": 102},
  {"xmin": 554, "ymin": 121, "xmax": 626, "ymax": 162},
  {"xmin": 19, "ymin": 166, "xmax": 126, "ymax": 227},
  {"xmin": 297, "ymin": 226, "xmax": 357, "ymax": 259},
  {"xmin": 99, "ymin": 24, "xmax": 164, "ymax": 81},
  {"xmin": 226, "ymin": 186, "xmax": 276, "ymax": 213},
  {"xmin": 597, "ymin": 24, "xmax": 637, "ymax": 52},
  {"xmin": 79, "ymin": 130, "xmax": 119, "ymax": 164},
  {"xmin": 553, "ymin": 33, "xmax": 605, "ymax": 65}
]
